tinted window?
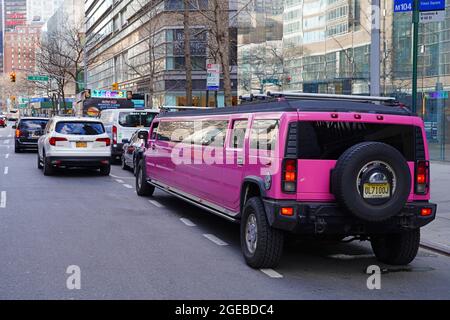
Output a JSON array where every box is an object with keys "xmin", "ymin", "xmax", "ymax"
[
  {"xmin": 19, "ymin": 119, "xmax": 48, "ymax": 130},
  {"xmin": 230, "ymin": 120, "xmax": 248, "ymax": 149},
  {"xmin": 192, "ymin": 120, "xmax": 228, "ymax": 147},
  {"xmin": 55, "ymin": 122, "xmax": 105, "ymax": 135},
  {"xmin": 250, "ymin": 120, "xmax": 279, "ymax": 151},
  {"xmin": 157, "ymin": 121, "xmax": 194, "ymax": 143},
  {"xmin": 297, "ymin": 122, "xmax": 416, "ymax": 161},
  {"xmin": 118, "ymin": 111, "xmax": 156, "ymax": 127}
]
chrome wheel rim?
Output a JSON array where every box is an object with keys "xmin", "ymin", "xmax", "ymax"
[{"xmin": 245, "ymin": 213, "xmax": 258, "ymax": 254}]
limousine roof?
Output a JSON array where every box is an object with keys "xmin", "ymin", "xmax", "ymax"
[{"xmin": 156, "ymin": 99, "xmax": 413, "ymax": 119}]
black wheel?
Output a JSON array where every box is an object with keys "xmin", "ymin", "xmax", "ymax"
[
  {"xmin": 136, "ymin": 160, "xmax": 154, "ymax": 196},
  {"xmin": 37, "ymin": 153, "xmax": 43, "ymax": 169},
  {"xmin": 43, "ymin": 153, "xmax": 54, "ymax": 176},
  {"xmin": 99, "ymin": 164, "xmax": 111, "ymax": 176},
  {"xmin": 331, "ymin": 142, "xmax": 411, "ymax": 222},
  {"xmin": 371, "ymin": 229, "xmax": 420, "ymax": 265},
  {"xmin": 121, "ymin": 155, "xmax": 129, "ymax": 170},
  {"xmin": 240, "ymin": 197, "xmax": 284, "ymax": 269}
]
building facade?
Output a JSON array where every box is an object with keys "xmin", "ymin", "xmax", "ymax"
[
  {"xmin": 3, "ymin": 0, "xmax": 27, "ymax": 32},
  {"xmin": 3, "ymin": 23, "xmax": 43, "ymax": 73},
  {"xmin": 26, "ymin": 0, "xmax": 65, "ymax": 23},
  {"xmin": 238, "ymin": 0, "xmax": 450, "ymax": 162},
  {"xmin": 85, "ymin": 0, "xmax": 238, "ymax": 108}
]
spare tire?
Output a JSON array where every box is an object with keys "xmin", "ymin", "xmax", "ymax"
[{"xmin": 331, "ymin": 142, "xmax": 411, "ymax": 222}]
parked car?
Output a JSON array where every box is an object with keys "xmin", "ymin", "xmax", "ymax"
[
  {"xmin": 135, "ymin": 93, "xmax": 437, "ymax": 269},
  {"xmin": 100, "ymin": 109, "xmax": 159, "ymax": 162},
  {"xmin": 0, "ymin": 115, "xmax": 6, "ymax": 128},
  {"xmin": 121, "ymin": 129, "xmax": 148, "ymax": 175},
  {"xmin": 13, "ymin": 117, "xmax": 49, "ymax": 152},
  {"xmin": 37, "ymin": 117, "xmax": 111, "ymax": 176}
]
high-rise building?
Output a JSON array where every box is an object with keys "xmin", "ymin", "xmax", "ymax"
[
  {"xmin": 3, "ymin": 0, "xmax": 27, "ymax": 32},
  {"xmin": 237, "ymin": 0, "xmax": 450, "ymax": 161},
  {"xmin": 26, "ymin": 0, "xmax": 65, "ymax": 23}
]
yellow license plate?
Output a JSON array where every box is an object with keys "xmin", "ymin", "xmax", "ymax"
[
  {"xmin": 76, "ymin": 141, "xmax": 87, "ymax": 148},
  {"xmin": 363, "ymin": 183, "xmax": 390, "ymax": 199}
]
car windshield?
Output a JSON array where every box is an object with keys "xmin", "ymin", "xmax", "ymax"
[
  {"xmin": 19, "ymin": 119, "xmax": 48, "ymax": 130},
  {"xmin": 55, "ymin": 121, "xmax": 105, "ymax": 135},
  {"xmin": 118, "ymin": 112, "xmax": 156, "ymax": 128}
]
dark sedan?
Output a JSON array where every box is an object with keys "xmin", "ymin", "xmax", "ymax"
[
  {"xmin": 14, "ymin": 117, "xmax": 49, "ymax": 153},
  {"xmin": 121, "ymin": 129, "xmax": 147, "ymax": 175}
]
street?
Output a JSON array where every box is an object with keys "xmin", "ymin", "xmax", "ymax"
[{"xmin": 1, "ymin": 124, "xmax": 449, "ymax": 300}]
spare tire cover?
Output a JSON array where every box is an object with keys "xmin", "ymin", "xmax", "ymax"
[{"xmin": 331, "ymin": 142, "xmax": 411, "ymax": 222}]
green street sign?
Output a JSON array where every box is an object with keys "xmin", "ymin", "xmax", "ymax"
[{"xmin": 27, "ymin": 75, "xmax": 49, "ymax": 82}]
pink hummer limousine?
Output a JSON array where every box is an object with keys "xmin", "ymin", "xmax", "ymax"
[{"xmin": 135, "ymin": 93, "xmax": 436, "ymax": 269}]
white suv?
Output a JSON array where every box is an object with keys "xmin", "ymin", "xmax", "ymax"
[{"xmin": 37, "ymin": 117, "xmax": 111, "ymax": 176}]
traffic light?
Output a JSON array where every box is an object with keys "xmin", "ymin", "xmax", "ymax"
[
  {"xmin": 112, "ymin": 82, "xmax": 119, "ymax": 90},
  {"xmin": 10, "ymin": 72, "xmax": 16, "ymax": 83}
]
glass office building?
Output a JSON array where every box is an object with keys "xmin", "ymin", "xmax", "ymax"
[{"xmin": 238, "ymin": 0, "xmax": 450, "ymax": 161}]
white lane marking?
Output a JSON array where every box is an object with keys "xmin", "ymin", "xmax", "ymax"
[
  {"xmin": 260, "ymin": 269, "xmax": 283, "ymax": 278},
  {"xmin": 4, "ymin": 167, "xmax": 8, "ymax": 175},
  {"xmin": 148, "ymin": 200, "xmax": 164, "ymax": 208},
  {"xmin": 115, "ymin": 179, "xmax": 124, "ymax": 184},
  {"xmin": 5, "ymin": 154, "xmax": 9, "ymax": 159},
  {"xmin": 123, "ymin": 184, "xmax": 133, "ymax": 189},
  {"xmin": 110, "ymin": 174, "xmax": 134, "ymax": 180},
  {"xmin": 8, "ymin": 135, "xmax": 12, "ymax": 137},
  {"xmin": 0, "ymin": 191, "xmax": 6, "ymax": 208},
  {"xmin": 4, "ymin": 140, "xmax": 9, "ymax": 144},
  {"xmin": 203, "ymin": 234, "xmax": 228, "ymax": 246},
  {"xmin": 180, "ymin": 218, "xmax": 196, "ymax": 227}
]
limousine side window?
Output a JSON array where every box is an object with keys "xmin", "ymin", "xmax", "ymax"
[
  {"xmin": 157, "ymin": 121, "xmax": 195, "ymax": 143},
  {"xmin": 229, "ymin": 120, "xmax": 248, "ymax": 149},
  {"xmin": 192, "ymin": 120, "xmax": 228, "ymax": 147},
  {"xmin": 250, "ymin": 120, "xmax": 279, "ymax": 151}
]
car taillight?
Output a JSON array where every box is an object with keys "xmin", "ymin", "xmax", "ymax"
[
  {"xmin": 282, "ymin": 159, "xmax": 297, "ymax": 193},
  {"xmin": 96, "ymin": 137, "xmax": 111, "ymax": 146},
  {"xmin": 415, "ymin": 160, "xmax": 429, "ymax": 195},
  {"xmin": 49, "ymin": 137, "xmax": 67, "ymax": 146},
  {"xmin": 15, "ymin": 129, "xmax": 20, "ymax": 138},
  {"xmin": 112, "ymin": 125, "xmax": 117, "ymax": 145}
]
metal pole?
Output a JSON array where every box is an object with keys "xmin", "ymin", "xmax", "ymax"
[
  {"xmin": 370, "ymin": 0, "xmax": 381, "ymax": 97},
  {"xmin": 411, "ymin": 0, "xmax": 420, "ymax": 113}
]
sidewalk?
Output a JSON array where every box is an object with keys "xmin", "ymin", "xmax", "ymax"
[{"xmin": 421, "ymin": 162, "xmax": 450, "ymax": 254}]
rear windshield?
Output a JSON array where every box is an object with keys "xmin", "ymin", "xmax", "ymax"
[
  {"xmin": 119, "ymin": 111, "xmax": 156, "ymax": 128},
  {"xmin": 296, "ymin": 121, "xmax": 416, "ymax": 161},
  {"xmin": 55, "ymin": 121, "xmax": 105, "ymax": 135},
  {"xmin": 19, "ymin": 119, "xmax": 48, "ymax": 130}
]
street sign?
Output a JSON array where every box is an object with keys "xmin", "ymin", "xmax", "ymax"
[
  {"xmin": 420, "ymin": 10, "xmax": 446, "ymax": 22},
  {"xmin": 207, "ymin": 63, "xmax": 220, "ymax": 91},
  {"xmin": 426, "ymin": 91, "xmax": 449, "ymax": 99},
  {"xmin": 394, "ymin": 0, "xmax": 413, "ymax": 12},
  {"xmin": 419, "ymin": 0, "xmax": 445, "ymax": 11},
  {"xmin": 27, "ymin": 75, "xmax": 49, "ymax": 82}
]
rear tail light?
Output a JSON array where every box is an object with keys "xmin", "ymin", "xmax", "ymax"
[
  {"xmin": 15, "ymin": 129, "xmax": 21, "ymax": 138},
  {"xmin": 415, "ymin": 161, "xmax": 429, "ymax": 195},
  {"xmin": 282, "ymin": 159, "xmax": 297, "ymax": 193},
  {"xmin": 49, "ymin": 137, "xmax": 67, "ymax": 146},
  {"xmin": 96, "ymin": 137, "xmax": 111, "ymax": 146},
  {"xmin": 420, "ymin": 208, "xmax": 433, "ymax": 217},
  {"xmin": 280, "ymin": 207, "xmax": 294, "ymax": 216},
  {"xmin": 112, "ymin": 125, "xmax": 117, "ymax": 145}
]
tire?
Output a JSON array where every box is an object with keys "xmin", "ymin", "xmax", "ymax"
[
  {"xmin": 100, "ymin": 164, "xmax": 111, "ymax": 176},
  {"xmin": 43, "ymin": 153, "xmax": 54, "ymax": 176},
  {"xmin": 240, "ymin": 197, "xmax": 284, "ymax": 269},
  {"xmin": 136, "ymin": 160, "xmax": 154, "ymax": 196},
  {"xmin": 37, "ymin": 153, "xmax": 43, "ymax": 169},
  {"xmin": 121, "ymin": 155, "xmax": 130, "ymax": 170},
  {"xmin": 331, "ymin": 142, "xmax": 411, "ymax": 222},
  {"xmin": 371, "ymin": 229, "xmax": 420, "ymax": 265}
]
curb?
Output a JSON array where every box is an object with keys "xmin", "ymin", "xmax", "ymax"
[{"xmin": 420, "ymin": 240, "xmax": 450, "ymax": 256}]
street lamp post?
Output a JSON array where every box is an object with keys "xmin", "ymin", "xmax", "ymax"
[{"xmin": 411, "ymin": 0, "xmax": 420, "ymax": 113}]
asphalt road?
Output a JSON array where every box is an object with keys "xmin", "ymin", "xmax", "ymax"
[{"xmin": 0, "ymin": 124, "xmax": 449, "ymax": 300}]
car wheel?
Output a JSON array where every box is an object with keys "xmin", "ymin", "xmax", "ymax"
[
  {"xmin": 240, "ymin": 197, "xmax": 284, "ymax": 269},
  {"xmin": 37, "ymin": 153, "xmax": 43, "ymax": 169},
  {"xmin": 136, "ymin": 160, "xmax": 154, "ymax": 197},
  {"xmin": 100, "ymin": 164, "xmax": 111, "ymax": 176},
  {"xmin": 121, "ymin": 155, "xmax": 129, "ymax": 170},
  {"xmin": 43, "ymin": 154, "xmax": 54, "ymax": 176},
  {"xmin": 371, "ymin": 229, "xmax": 420, "ymax": 265}
]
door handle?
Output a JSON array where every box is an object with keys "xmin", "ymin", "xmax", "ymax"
[
  {"xmin": 151, "ymin": 144, "xmax": 156, "ymax": 150},
  {"xmin": 237, "ymin": 157, "xmax": 244, "ymax": 166}
]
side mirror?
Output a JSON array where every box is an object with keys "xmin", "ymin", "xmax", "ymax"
[
  {"xmin": 12, "ymin": 125, "xmax": 16, "ymax": 129},
  {"xmin": 138, "ymin": 131, "xmax": 148, "ymax": 141}
]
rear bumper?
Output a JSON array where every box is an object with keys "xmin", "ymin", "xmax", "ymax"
[
  {"xmin": 47, "ymin": 156, "xmax": 110, "ymax": 168},
  {"xmin": 262, "ymin": 199, "xmax": 437, "ymax": 235},
  {"xmin": 111, "ymin": 143, "xmax": 124, "ymax": 157},
  {"xmin": 16, "ymin": 138, "xmax": 38, "ymax": 148}
]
